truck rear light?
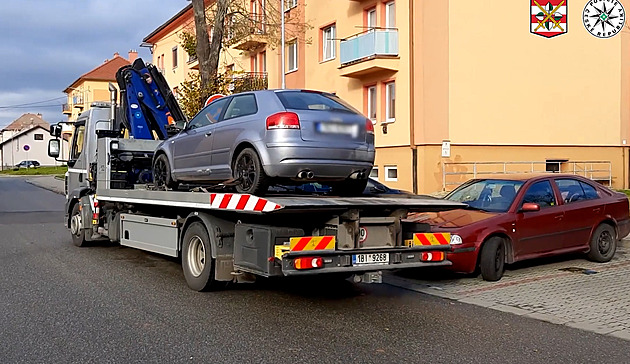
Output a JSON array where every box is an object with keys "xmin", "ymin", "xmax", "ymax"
[
  {"xmin": 266, "ymin": 112, "xmax": 300, "ymax": 130},
  {"xmin": 365, "ymin": 118, "xmax": 374, "ymax": 134},
  {"xmin": 294, "ymin": 257, "xmax": 323, "ymax": 270},
  {"xmin": 421, "ymin": 251, "xmax": 445, "ymax": 262}
]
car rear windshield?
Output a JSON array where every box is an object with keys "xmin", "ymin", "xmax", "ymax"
[{"xmin": 275, "ymin": 91, "xmax": 360, "ymax": 114}]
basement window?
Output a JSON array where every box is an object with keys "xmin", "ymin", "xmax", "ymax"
[
  {"xmin": 546, "ymin": 159, "xmax": 567, "ymax": 173},
  {"xmin": 370, "ymin": 166, "xmax": 379, "ymax": 181},
  {"xmin": 385, "ymin": 165, "xmax": 398, "ymax": 182}
]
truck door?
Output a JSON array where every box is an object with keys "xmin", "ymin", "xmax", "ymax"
[{"xmin": 66, "ymin": 119, "xmax": 89, "ymax": 192}]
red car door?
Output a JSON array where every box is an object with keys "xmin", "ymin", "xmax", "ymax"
[
  {"xmin": 514, "ymin": 180, "xmax": 565, "ymax": 258},
  {"xmin": 553, "ymin": 178, "xmax": 604, "ymax": 250}
]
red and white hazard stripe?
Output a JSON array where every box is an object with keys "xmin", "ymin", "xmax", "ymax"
[{"xmin": 209, "ymin": 193, "xmax": 282, "ymax": 212}]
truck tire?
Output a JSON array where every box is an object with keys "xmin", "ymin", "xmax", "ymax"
[
  {"xmin": 587, "ymin": 223, "xmax": 616, "ymax": 262},
  {"xmin": 70, "ymin": 202, "xmax": 87, "ymax": 247},
  {"xmin": 182, "ymin": 222, "xmax": 220, "ymax": 291},
  {"xmin": 153, "ymin": 154, "xmax": 178, "ymax": 190},
  {"xmin": 233, "ymin": 148, "xmax": 269, "ymax": 195},
  {"xmin": 479, "ymin": 237, "xmax": 505, "ymax": 281}
]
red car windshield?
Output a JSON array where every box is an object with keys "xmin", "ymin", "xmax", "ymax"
[{"xmin": 446, "ymin": 179, "xmax": 525, "ymax": 212}]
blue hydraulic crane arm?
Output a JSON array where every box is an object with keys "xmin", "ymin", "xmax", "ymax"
[{"xmin": 115, "ymin": 58, "xmax": 186, "ymax": 140}]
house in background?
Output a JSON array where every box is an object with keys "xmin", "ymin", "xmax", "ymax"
[
  {"xmin": 62, "ymin": 51, "xmax": 137, "ymax": 122},
  {"xmin": 0, "ymin": 113, "xmax": 63, "ymax": 169}
]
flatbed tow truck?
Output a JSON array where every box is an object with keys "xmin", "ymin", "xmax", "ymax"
[{"xmin": 47, "ymin": 60, "xmax": 464, "ymax": 291}]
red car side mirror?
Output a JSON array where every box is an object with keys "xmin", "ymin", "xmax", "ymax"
[{"xmin": 521, "ymin": 203, "xmax": 540, "ymax": 212}]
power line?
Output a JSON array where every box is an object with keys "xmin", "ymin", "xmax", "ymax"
[
  {"xmin": 0, "ymin": 96, "xmax": 67, "ymax": 109},
  {"xmin": 2, "ymin": 104, "xmax": 63, "ymax": 109}
]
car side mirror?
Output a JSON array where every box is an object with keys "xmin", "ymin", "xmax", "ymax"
[
  {"xmin": 48, "ymin": 139, "xmax": 60, "ymax": 158},
  {"xmin": 520, "ymin": 203, "xmax": 540, "ymax": 212}
]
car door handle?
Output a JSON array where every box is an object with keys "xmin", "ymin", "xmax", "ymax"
[
  {"xmin": 205, "ymin": 132, "xmax": 212, "ymax": 137},
  {"xmin": 593, "ymin": 208, "xmax": 601, "ymax": 213},
  {"xmin": 554, "ymin": 215, "xmax": 563, "ymax": 220}
]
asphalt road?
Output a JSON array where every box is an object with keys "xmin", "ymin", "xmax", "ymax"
[{"xmin": 1, "ymin": 176, "xmax": 629, "ymax": 364}]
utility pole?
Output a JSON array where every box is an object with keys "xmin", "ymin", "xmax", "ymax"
[{"xmin": 281, "ymin": 0, "xmax": 286, "ymax": 88}]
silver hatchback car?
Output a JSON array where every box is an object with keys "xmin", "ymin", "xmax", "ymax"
[{"xmin": 153, "ymin": 89, "xmax": 375, "ymax": 195}]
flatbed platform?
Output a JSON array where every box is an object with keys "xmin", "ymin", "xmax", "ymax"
[{"xmin": 96, "ymin": 187, "xmax": 465, "ymax": 214}]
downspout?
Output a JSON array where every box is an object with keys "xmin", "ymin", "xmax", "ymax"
[{"xmin": 409, "ymin": 0, "xmax": 417, "ymax": 194}]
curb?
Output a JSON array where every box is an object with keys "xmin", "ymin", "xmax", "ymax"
[{"xmin": 25, "ymin": 177, "xmax": 65, "ymax": 195}]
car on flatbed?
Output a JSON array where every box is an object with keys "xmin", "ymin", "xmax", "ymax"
[
  {"xmin": 152, "ymin": 89, "xmax": 375, "ymax": 196},
  {"xmin": 405, "ymin": 174, "xmax": 630, "ymax": 281}
]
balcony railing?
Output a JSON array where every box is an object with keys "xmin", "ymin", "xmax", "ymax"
[
  {"xmin": 228, "ymin": 72, "xmax": 268, "ymax": 92},
  {"xmin": 340, "ymin": 29, "xmax": 398, "ymax": 66},
  {"xmin": 72, "ymin": 94, "xmax": 84, "ymax": 106},
  {"xmin": 62, "ymin": 103, "xmax": 71, "ymax": 114}
]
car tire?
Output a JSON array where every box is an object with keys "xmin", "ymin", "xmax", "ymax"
[
  {"xmin": 479, "ymin": 236, "xmax": 505, "ymax": 281},
  {"xmin": 331, "ymin": 178, "xmax": 369, "ymax": 197},
  {"xmin": 153, "ymin": 154, "xmax": 178, "ymax": 190},
  {"xmin": 181, "ymin": 222, "xmax": 222, "ymax": 291},
  {"xmin": 233, "ymin": 148, "xmax": 269, "ymax": 195},
  {"xmin": 70, "ymin": 202, "xmax": 87, "ymax": 247},
  {"xmin": 587, "ymin": 223, "xmax": 616, "ymax": 263}
]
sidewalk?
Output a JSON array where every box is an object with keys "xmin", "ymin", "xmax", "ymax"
[
  {"xmin": 385, "ymin": 243, "xmax": 630, "ymax": 341},
  {"xmin": 25, "ymin": 175, "xmax": 65, "ymax": 195}
]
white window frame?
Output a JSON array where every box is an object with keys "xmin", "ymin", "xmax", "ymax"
[
  {"xmin": 385, "ymin": 81, "xmax": 395, "ymax": 123},
  {"xmin": 287, "ymin": 41, "xmax": 298, "ymax": 72},
  {"xmin": 367, "ymin": 8, "xmax": 377, "ymax": 30},
  {"xmin": 369, "ymin": 166, "xmax": 379, "ymax": 181},
  {"xmin": 172, "ymin": 46, "xmax": 178, "ymax": 69},
  {"xmin": 285, "ymin": 0, "xmax": 297, "ymax": 11},
  {"xmin": 385, "ymin": 1, "xmax": 396, "ymax": 28},
  {"xmin": 384, "ymin": 165, "xmax": 398, "ymax": 182},
  {"xmin": 367, "ymin": 85, "xmax": 377, "ymax": 124},
  {"xmin": 322, "ymin": 25, "xmax": 336, "ymax": 61}
]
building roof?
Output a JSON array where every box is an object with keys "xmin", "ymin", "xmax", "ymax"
[
  {"xmin": 64, "ymin": 55, "xmax": 131, "ymax": 93},
  {"xmin": 143, "ymin": 4, "xmax": 193, "ymax": 44},
  {"xmin": 1, "ymin": 113, "xmax": 49, "ymax": 132},
  {"xmin": 0, "ymin": 125, "xmax": 48, "ymax": 147}
]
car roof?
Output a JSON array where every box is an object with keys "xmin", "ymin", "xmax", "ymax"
[{"xmin": 469, "ymin": 173, "xmax": 592, "ymax": 182}]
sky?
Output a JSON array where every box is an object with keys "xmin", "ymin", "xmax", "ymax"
[{"xmin": 0, "ymin": 0, "xmax": 187, "ymax": 129}]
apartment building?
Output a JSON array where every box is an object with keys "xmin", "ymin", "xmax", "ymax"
[
  {"xmin": 143, "ymin": 0, "xmax": 630, "ymax": 193},
  {"xmin": 63, "ymin": 51, "xmax": 137, "ymax": 121}
]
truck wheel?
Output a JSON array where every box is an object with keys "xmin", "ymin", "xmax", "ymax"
[
  {"xmin": 587, "ymin": 224, "xmax": 616, "ymax": 262},
  {"xmin": 182, "ymin": 222, "xmax": 220, "ymax": 291},
  {"xmin": 70, "ymin": 202, "xmax": 87, "ymax": 247},
  {"xmin": 331, "ymin": 178, "xmax": 368, "ymax": 196},
  {"xmin": 233, "ymin": 148, "xmax": 269, "ymax": 195},
  {"xmin": 153, "ymin": 154, "xmax": 178, "ymax": 190},
  {"xmin": 479, "ymin": 237, "xmax": 505, "ymax": 281}
]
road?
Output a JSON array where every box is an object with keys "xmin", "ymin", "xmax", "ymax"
[{"xmin": 1, "ymin": 176, "xmax": 629, "ymax": 364}]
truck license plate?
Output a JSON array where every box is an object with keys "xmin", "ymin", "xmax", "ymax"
[{"xmin": 352, "ymin": 253, "xmax": 389, "ymax": 266}]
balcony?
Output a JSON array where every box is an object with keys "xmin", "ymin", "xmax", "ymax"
[
  {"xmin": 229, "ymin": 14, "xmax": 268, "ymax": 51},
  {"xmin": 62, "ymin": 103, "xmax": 72, "ymax": 115},
  {"xmin": 228, "ymin": 72, "xmax": 268, "ymax": 92},
  {"xmin": 339, "ymin": 29, "xmax": 399, "ymax": 78},
  {"xmin": 72, "ymin": 94, "xmax": 84, "ymax": 107}
]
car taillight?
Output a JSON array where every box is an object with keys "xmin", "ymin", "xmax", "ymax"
[
  {"xmin": 266, "ymin": 112, "xmax": 300, "ymax": 130},
  {"xmin": 294, "ymin": 257, "xmax": 323, "ymax": 270},
  {"xmin": 365, "ymin": 118, "xmax": 374, "ymax": 134}
]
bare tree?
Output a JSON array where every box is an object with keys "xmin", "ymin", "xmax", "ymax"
[{"xmin": 191, "ymin": 0, "xmax": 229, "ymax": 90}]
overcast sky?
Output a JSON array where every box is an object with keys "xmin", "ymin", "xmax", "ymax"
[{"xmin": 0, "ymin": 0, "xmax": 187, "ymax": 128}]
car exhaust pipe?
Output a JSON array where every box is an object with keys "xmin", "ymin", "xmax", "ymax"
[
  {"xmin": 297, "ymin": 170, "xmax": 314, "ymax": 179},
  {"xmin": 350, "ymin": 171, "xmax": 366, "ymax": 180}
]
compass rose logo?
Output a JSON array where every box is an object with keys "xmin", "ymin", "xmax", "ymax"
[{"xmin": 583, "ymin": 0, "xmax": 626, "ymax": 38}]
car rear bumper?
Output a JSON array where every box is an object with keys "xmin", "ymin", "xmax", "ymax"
[{"xmin": 262, "ymin": 144, "xmax": 375, "ymax": 179}]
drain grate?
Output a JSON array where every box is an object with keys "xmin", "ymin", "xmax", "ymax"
[{"xmin": 559, "ymin": 267, "xmax": 598, "ymax": 275}]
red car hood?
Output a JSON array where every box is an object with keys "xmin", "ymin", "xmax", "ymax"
[{"xmin": 406, "ymin": 209, "xmax": 498, "ymax": 229}]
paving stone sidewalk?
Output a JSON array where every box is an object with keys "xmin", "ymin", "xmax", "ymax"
[{"xmin": 385, "ymin": 243, "xmax": 630, "ymax": 341}]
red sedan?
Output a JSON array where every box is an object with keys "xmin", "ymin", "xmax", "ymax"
[{"xmin": 406, "ymin": 174, "xmax": 630, "ymax": 281}]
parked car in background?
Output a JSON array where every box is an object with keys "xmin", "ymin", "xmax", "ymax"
[
  {"xmin": 14, "ymin": 160, "xmax": 40, "ymax": 170},
  {"xmin": 405, "ymin": 174, "xmax": 630, "ymax": 281},
  {"xmin": 153, "ymin": 89, "xmax": 375, "ymax": 196}
]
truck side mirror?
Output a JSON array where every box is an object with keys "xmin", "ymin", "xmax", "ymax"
[
  {"xmin": 48, "ymin": 139, "xmax": 60, "ymax": 158},
  {"xmin": 49, "ymin": 124, "xmax": 62, "ymax": 137}
]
